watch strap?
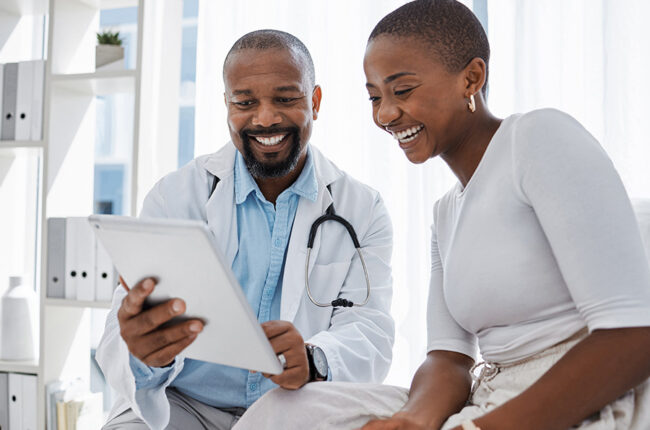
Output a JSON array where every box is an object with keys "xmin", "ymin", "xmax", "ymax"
[{"xmin": 305, "ymin": 344, "xmax": 327, "ymax": 382}]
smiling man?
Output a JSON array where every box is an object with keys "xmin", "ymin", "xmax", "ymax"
[{"xmin": 97, "ymin": 30, "xmax": 395, "ymax": 430}]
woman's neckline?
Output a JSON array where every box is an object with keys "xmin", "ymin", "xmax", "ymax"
[{"xmin": 455, "ymin": 115, "xmax": 512, "ymax": 199}]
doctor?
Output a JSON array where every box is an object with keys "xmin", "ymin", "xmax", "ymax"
[{"xmin": 97, "ymin": 29, "xmax": 395, "ymax": 430}]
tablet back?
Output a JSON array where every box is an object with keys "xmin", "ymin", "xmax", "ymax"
[{"xmin": 88, "ymin": 215, "xmax": 283, "ymax": 375}]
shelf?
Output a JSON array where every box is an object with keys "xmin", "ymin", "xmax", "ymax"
[
  {"xmin": 0, "ymin": 140, "xmax": 45, "ymax": 149},
  {"xmin": 45, "ymin": 298, "xmax": 113, "ymax": 309},
  {"xmin": 51, "ymin": 70, "xmax": 136, "ymax": 96},
  {"xmin": 0, "ymin": 359, "xmax": 40, "ymax": 374}
]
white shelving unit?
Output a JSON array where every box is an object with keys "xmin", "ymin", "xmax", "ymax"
[
  {"xmin": 0, "ymin": 0, "xmax": 48, "ymax": 387},
  {"xmin": 1, "ymin": 0, "xmax": 145, "ymax": 427}
]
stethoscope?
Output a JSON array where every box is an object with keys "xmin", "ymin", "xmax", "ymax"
[
  {"xmin": 210, "ymin": 177, "xmax": 371, "ymax": 309},
  {"xmin": 304, "ymin": 184, "xmax": 371, "ymax": 308}
]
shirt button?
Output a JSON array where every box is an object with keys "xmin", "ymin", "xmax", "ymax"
[
  {"xmin": 249, "ymin": 383, "xmax": 257, "ymax": 391},
  {"xmin": 274, "ymin": 238, "xmax": 282, "ymax": 247}
]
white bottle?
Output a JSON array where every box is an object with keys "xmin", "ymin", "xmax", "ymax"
[{"xmin": 0, "ymin": 276, "xmax": 38, "ymax": 361}]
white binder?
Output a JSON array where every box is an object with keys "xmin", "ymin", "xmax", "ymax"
[
  {"xmin": 21, "ymin": 375, "xmax": 36, "ymax": 430},
  {"xmin": 1, "ymin": 63, "xmax": 18, "ymax": 141},
  {"xmin": 95, "ymin": 239, "xmax": 117, "ymax": 302},
  {"xmin": 8, "ymin": 373, "xmax": 22, "ymax": 430},
  {"xmin": 47, "ymin": 217, "xmax": 67, "ymax": 299},
  {"xmin": 29, "ymin": 60, "xmax": 45, "ymax": 141},
  {"xmin": 15, "ymin": 61, "xmax": 34, "ymax": 141},
  {"xmin": 0, "ymin": 372, "xmax": 8, "ymax": 430},
  {"xmin": 65, "ymin": 217, "xmax": 96, "ymax": 301}
]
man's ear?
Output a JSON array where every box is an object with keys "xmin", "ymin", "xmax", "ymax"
[
  {"xmin": 463, "ymin": 57, "xmax": 486, "ymax": 98},
  {"xmin": 312, "ymin": 85, "xmax": 322, "ymax": 120},
  {"xmin": 224, "ymin": 93, "xmax": 227, "ymax": 107}
]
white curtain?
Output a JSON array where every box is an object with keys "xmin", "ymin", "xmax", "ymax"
[
  {"xmin": 488, "ymin": 0, "xmax": 650, "ymax": 199},
  {"xmin": 136, "ymin": 0, "xmax": 184, "ymax": 213}
]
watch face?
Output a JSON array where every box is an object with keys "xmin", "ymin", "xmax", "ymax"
[{"xmin": 312, "ymin": 346, "xmax": 328, "ymax": 377}]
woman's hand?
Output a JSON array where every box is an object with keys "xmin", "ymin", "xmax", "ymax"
[{"xmin": 359, "ymin": 412, "xmax": 430, "ymax": 430}]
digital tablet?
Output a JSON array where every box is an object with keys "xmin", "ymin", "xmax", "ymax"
[{"xmin": 88, "ymin": 215, "xmax": 283, "ymax": 375}]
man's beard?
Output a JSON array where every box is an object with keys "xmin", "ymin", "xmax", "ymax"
[{"xmin": 240, "ymin": 127, "xmax": 302, "ymax": 179}]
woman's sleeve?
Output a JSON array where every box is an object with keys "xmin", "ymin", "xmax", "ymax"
[
  {"xmin": 426, "ymin": 202, "xmax": 478, "ymax": 360},
  {"xmin": 513, "ymin": 109, "xmax": 650, "ymax": 331}
]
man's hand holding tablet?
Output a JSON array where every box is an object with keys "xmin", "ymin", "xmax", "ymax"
[{"xmin": 117, "ymin": 277, "xmax": 204, "ymax": 368}]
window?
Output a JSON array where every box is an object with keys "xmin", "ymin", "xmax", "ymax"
[{"xmin": 177, "ymin": 0, "xmax": 198, "ymax": 168}]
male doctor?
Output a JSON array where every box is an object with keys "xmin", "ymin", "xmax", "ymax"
[{"xmin": 97, "ymin": 30, "xmax": 395, "ymax": 429}]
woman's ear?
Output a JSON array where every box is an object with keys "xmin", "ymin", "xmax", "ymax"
[{"xmin": 463, "ymin": 57, "xmax": 487, "ymax": 98}]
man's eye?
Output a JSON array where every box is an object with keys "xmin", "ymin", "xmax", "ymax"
[
  {"xmin": 368, "ymin": 96, "xmax": 380, "ymax": 102},
  {"xmin": 277, "ymin": 97, "xmax": 298, "ymax": 103},
  {"xmin": 394, "ymin": 88, "xmax": 413, "ymax": 96},
  {"xmin": 234, "ymin": 100, "xmax": 254, "ymax": 107}
]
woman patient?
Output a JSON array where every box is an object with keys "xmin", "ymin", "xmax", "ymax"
[{"xmin": 234, "ymin": 1, "xmax": 650, "ymax": 429}]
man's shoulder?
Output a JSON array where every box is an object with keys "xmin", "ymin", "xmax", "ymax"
[
  {"xmin": 156, "ymin": 144, "xmax": 235, "ymax": 189},
  {"xmin": 311, "ymin": 146, "xmax": 380, "ymax": 203}
]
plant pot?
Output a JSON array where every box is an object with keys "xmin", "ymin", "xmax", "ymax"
[{"xmin": 96, "ymin": 45, "xmax": 124, "ymax": 71}]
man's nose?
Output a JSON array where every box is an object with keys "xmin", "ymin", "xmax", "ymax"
[{"xmin": 252, "ymin": 102, "xmax": 282, "ymax": 127}]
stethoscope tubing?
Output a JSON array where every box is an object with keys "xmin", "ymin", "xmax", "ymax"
[{"xmin": 304, "ymin": 246, "xmax": 371, "ymax": 307}]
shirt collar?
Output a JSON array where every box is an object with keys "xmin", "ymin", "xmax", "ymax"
[{"xmin": 234, "ymin": 147, "xmax": 319, "ymax": 205}]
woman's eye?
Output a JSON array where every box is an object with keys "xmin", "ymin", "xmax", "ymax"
[
  {"xmin": 395, "ymin": 88, "xmax": 413, "ymax": 96},
  {"xmin": 368, "ymin": 96, "xmax": 380, "ymax": 102}
]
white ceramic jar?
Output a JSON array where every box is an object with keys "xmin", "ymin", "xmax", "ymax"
[{"xmin": 0, "ymin": 276, "xmax": 38, "ymax": 361}]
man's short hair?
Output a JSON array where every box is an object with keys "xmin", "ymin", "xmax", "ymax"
[
  {"xmin": 369, "ymin": 0, "xmax": 490, "ymax": 96},
  {"xmin": 223, "ymin": 29, "xmax": 315, "ymax": 88}
]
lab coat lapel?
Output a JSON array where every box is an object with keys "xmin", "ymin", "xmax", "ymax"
[
  {"xmin": 203, "ymin": 144, "xmax": 238, "ymax": 268},
  {"xmin": 281, "ymin": 184, "xmax": 332, "ymax": 321}
]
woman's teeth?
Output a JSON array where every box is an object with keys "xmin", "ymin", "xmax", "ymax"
[
  {"xmin": 254, "ymin": 134, "xmax": 286, "ymax": 146},
  {"xmin": 393, "ymin": 125, "xmax": 423, "ymax": 143}
]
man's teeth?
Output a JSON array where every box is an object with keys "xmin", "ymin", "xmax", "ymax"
[
  {"xmin": 254, "ymin": 134, "xmax": 286, "ymax": 146},
  {"xmin": 393, "ymin": 125, "xmax": 423, "ymax": 142}
]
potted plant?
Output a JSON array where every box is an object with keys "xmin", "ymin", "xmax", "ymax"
[{"xmin": 96, "ymin": 30, "xmax": 124, "ymax": 71}]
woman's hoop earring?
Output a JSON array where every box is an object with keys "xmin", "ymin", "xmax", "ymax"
[{"xmin": 468, "ymin": 94, "xmax": 476, "ymax": 113}]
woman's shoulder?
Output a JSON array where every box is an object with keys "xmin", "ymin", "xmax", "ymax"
[
  {"xmin": 506, "ymin": 108, "xmax": 601, "ymax": 160},
  {"xmin": 510, "ymin": 108, "xmax": 584, "ymax": 137}
]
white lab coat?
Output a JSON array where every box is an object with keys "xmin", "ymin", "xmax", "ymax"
[{"xmin": 95, "ymin": 143, "xmax": 395, "ymax": 430}]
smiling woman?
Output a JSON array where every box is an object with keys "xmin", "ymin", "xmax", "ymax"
[{"xmin": 359, "ymin": 1, "xmax": 650, "ymax": 430}]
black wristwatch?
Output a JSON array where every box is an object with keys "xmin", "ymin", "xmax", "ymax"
[{"xmin": 305, "ymin": 344, "xmax": 328, "ymax": 382}]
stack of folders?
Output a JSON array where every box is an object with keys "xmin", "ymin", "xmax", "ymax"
[
  {"xmin": 0, "ymin": 60, "xmax": 46, "ymax": 141},
  {"xmin": 0, "ymin": 372, "xmax": 37, "ymax": 430},
  {"xmin": 46, "ymin": 217, "xmax": 118, "ymax": 303},
  {"xmin": 46, "ymin": 380, "xmax": 103, "ymax": 430}
]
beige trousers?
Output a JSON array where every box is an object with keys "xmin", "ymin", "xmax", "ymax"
[
  {"xmin": 235, "ymin": 332, "xmax": 650, "ymax": 430},
  {"xmin": 442, "ymin": 330, "xmax": 650, "ymax": 430}
]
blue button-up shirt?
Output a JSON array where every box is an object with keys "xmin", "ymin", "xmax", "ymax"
[{"xmin": 129, "ymin": 148, "xmax": 318, "ymax": 408}]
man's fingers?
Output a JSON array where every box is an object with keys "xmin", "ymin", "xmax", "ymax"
[
  {"xmin": 261, "ymin": 320, "xmax": 292, "ymax": 339},
  {"xmin": 273, "ymin": 347, "xmax": 306, "ymax": 371},
  {"xmin": 141, "ymin": 333, "xmax": 199, "ymax": 368},
  {"xmin": 126, "ymin": 299, "xmax": 187, "ymax": 337},
  {"xmin": 118, "ymin": 278, "xmax": 156, "ymax": 319},
  {"xmin": 268, "ymin": 366, "xmax": 308, "ymax": 389},
  {"xmin": 268, "ymin": 331, "xmax": 304, "ymax": 355},
  {"xmin": 133, "ymin": 320, "xmax": 203, "ymax": 356}
]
